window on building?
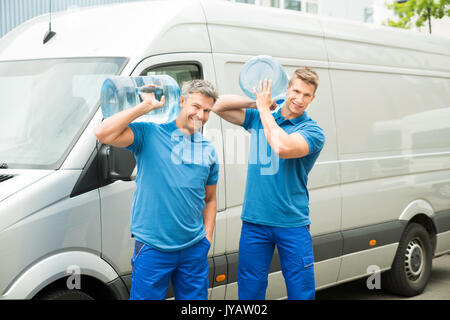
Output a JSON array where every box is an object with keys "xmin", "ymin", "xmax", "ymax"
[
  {"xmin": 260, "ymin": 0, "xmax": 280, "ymax": 7},
  {"xmin": 285, "ymin": 0, "xmax": 301, "ymax": 11},
  {"xmin": 306, "ymin": 1, "xmax": 318, "ymax": 14},
  {"xmin": 271, "ymin": 0, "xmax": 280, "ymax": 7},
  {"xmin": 235, "ymin": 0, "xmax": 256, "ymax": 4}
]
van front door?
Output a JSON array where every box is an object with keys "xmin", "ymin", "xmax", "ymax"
[{"xmin": 99, "ymin": 53, "xmax": 226, "ymax": 299}]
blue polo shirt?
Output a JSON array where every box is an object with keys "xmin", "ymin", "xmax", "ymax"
[
  {"xmin": 241, "ymin": 108, "xmax": 325, "ymax": 227},
  {"xmin": 125, "ymin": 121, "xmax": 219, "ymax": 252}
]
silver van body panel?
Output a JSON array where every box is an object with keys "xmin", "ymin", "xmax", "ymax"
[
  {"xmin": 399, "ymin": 199, "xmax": 435, "ymax": 222},
  {"xmin": 0, "ymin": 170, "xmax": 102, "ymax": 296},
  {"xmin": 1, "ymin": 250, "xmax": 118, "ymax": 299},
  {"xmin": 0, "ymin": 170, "xmax": 53, "ymax": 203},
  {"xmin": 436, "ymin": 231, "xmax": 450, "ymax": 256}
]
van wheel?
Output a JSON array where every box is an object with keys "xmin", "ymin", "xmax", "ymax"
[
  {"xmin": 38, "ymin": 289, "xmax": 94, "ymax": 300},
  {"xmin": 382, "ymin": 223, "xmax": 432, "ymax": 297}
]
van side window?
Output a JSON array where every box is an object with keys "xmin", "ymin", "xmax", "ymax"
[{"xmin": 142, "ymin": 64, "xmax": 202, "ymax": 88}]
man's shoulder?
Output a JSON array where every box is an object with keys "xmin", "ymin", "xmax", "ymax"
[
  {"xmin": 129, "ymin": 121, "xmax": 159, "ymax": 132},
  {"xmin": 297, "ymin": 117, "xmax": 324, "ymax": 133},
  {"xmin": 142, "ymin": 121, "xmax": 177, "ymax": 137},
  {"xmin": 243, "ymin": 108, "xmax": 262, "ymax": 129}
]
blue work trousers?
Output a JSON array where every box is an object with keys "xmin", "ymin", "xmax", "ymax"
[
  {"xmin": 130, "ymin": 237, "xmax": 210, "ymax": 300},
  {"xmin": 238, "ymin": 221, "xmax": 315, "ymax": 300}
]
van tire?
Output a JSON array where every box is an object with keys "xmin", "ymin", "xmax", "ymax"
[
  {"xmin": 38, "ymin": 289, "xmax": 94, "ymax": 300},
  {"xmin": 382, "ymin": 222, "xmax": 432, "ymax": 297}
]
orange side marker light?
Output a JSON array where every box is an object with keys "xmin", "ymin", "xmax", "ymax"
[{"xmin": 215, "ymin": 274, "xmax": 226, "ymax": 283}]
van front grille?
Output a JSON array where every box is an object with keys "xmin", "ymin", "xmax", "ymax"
[{"xmin": 0, "ymin": 174, "xmax": 14, "ymax": 183}]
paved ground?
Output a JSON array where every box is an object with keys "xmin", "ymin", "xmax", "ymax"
[{"xmin": 316, "ymin": 254, "xmax": 450, "ymax": 300}]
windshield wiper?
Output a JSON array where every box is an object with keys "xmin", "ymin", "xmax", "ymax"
[{"xmin": 0, "ymin": 163, "xmax": 8, "ymax": 169}]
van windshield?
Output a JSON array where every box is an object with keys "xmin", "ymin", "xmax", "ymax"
[{"xmin": 0, "ymin": 57, "xmax": 127, "ymax": 169}]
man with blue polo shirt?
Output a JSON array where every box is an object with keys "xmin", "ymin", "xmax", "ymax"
[
  {"xmin": 213, "ymin": 67, "xmax": 325, "ymax": 300},
  {"xmin": 95, "ymin": 80, "xmax": 219, "ymax": 300}
]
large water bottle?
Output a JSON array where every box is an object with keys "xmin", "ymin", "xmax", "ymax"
[
  {"xmin": 239, "ymin": 55, "xmax": 289, "ymax": 107},
  {"xmin": 100, "ymin": 75, "xmax": 181, "ymax": 123}
]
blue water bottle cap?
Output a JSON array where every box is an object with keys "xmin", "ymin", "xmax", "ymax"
[{"xmin": 239, "ymin": 55, "xmax": 288, "ymax": 106}]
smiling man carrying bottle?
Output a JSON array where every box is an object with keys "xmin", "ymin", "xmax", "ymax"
[
  {"xmin": 95, "ymin": 80, "xmax": 219, "ymax": 300},
  {"xmin": 213, "ymin": 67, "xmax": 325, "ymax": 300}
]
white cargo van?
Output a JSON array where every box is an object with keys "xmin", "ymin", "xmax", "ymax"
[{"xmin": 0, "ymin": 0, "xmax": 449, "ymax": 300}]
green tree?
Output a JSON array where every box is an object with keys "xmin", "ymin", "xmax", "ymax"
[{"xmin": 384, "ymin": 0, "xmax": 450, "ymax": 34}]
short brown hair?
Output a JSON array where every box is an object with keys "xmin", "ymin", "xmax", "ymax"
[{"xmin": 289, "ymin": 67, "xmax": 319, "ymax": 93}]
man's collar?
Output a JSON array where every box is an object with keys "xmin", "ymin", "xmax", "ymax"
[
  {"xmin": 273, "ymin": 106, "xmax": 308, "ymax": 124},
  {"xmin": 167, "ymin": 120, "xmax": 178, "ymax": 132},
  {"xmin": 169, "ymin": 120, "xmax": 205, "ymax": 142}
]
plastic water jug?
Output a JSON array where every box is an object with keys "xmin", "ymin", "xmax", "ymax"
[
  {"xmin": 239, "ymin": 55, "xmax": 289, "ymax": 106},
  {"xmin": 100, "ymin": 75, "xmax": 180, "ymax": 123}
]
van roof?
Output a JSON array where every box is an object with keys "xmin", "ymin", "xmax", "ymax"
[{"xmin": 1, "ymin": 0, "xmax": 449, "ymax": 63}]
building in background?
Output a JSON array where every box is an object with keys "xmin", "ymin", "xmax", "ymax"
[
  {"xmin": 1, "ymin": 0, "xmax": 449, "ymax": 39},
  {"xmin": 233, "ymin": 0, "xmax": 318, "ymax": 14}
]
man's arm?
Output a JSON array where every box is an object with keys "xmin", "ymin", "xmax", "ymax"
[
  {"xmin": 212, "ymin": 94, "xmax": 256, "ymax": 126},
  {"xmin": 259, "ymin": 111, "xmax": 310, "ymax": 159},
  {"xmin": 202, "ymin": 184, "xmax": 217, "ymax": 244},
  {"xmin": 254, "ymin": 80, "xmax": 310, "ymax": 159},
  {"xmin": 94, "ymin": 86, "xmax": 165, "ymax": 148}
]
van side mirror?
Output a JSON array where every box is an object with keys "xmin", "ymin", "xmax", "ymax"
[{"xmin": 99, "ymin": 144, "xmax": 136, "ymax": 182}]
